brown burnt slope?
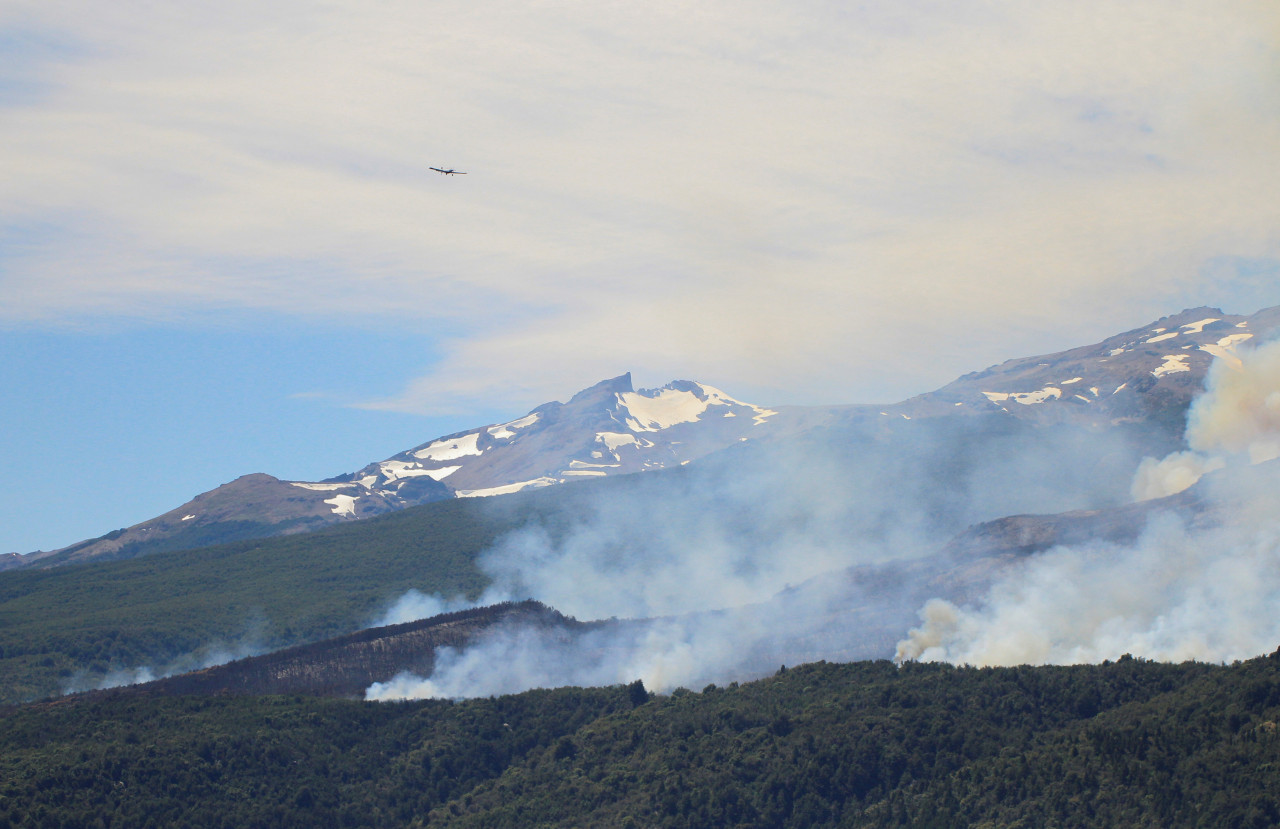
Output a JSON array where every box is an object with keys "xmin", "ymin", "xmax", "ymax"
[
  {"xmin": 940, "ymin": 487, "xmax": 1205, "ymax": 563},
  {"xmin": 109, "ymin": 601, "xmax": 591, "ymax": 699}
]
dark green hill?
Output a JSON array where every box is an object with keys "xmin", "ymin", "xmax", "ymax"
[
  {"xmin": 0, "ymin": 495, "xmax": 502, "ymax": 704},
  {"xmin": 0, "ymin": 469, "xmax": 709, "ymax": 704},
  {"xmin": 2, "ymin": 653, "xmax": 1278, "ymax": 828}
]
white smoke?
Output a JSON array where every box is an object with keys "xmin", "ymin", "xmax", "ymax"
[
  {"xmin": 366, "ymin": 612, "xmax": 773, "ymax": 700},
  {"xmin": 372, "ymin": 589, "xmax": 482, "ymax": 628},
  {"xmin": 62, "ymin": 638, "xmax": 265, "ymax": 695},
  {"xmin": 901, "ymin": 339, "xmax": 1280, "ymax": 667},
  {"xmin": 895, "ymin": 501, "xmax": 1280, "ymax": 665},
  {"xmin": 1132, "ymin": 339, "xmax": 1280, "ymax": 500},
  {"xmin": 365, "ymin": 404, "xmax": 1160, "ymax": 700},
  {"xmin": 1130, "ymin": 451, "xmax": 1225, "ymax": 501}
]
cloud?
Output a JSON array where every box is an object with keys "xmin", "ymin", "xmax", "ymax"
[{"xmin": 2, "ymin": 2, "xmax": 1279, "ymax": 406}]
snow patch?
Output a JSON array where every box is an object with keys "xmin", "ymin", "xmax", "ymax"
[
  {"xmin": 982, "ymin": 388, "xmax": 1062, "ymax": 406},
  {"xmin": 620, "ymin": 388, "xmax": 709, "ymax": 431},
  {"xmin": 1152, "ymin": 355, "xmax": 1190, "ymax": 377},
  {"xmin": 597, "ymin": 432, "xmax": 639, "ymax": 452},
  {"xmin": 291, "ymin": 481, "xmax": 356, "ymax": 491},
  {"xmin": 487, "ymin": 413, "xmax": 539, "ymax": 440},
  {"xmin": 325, "ymin": 494, "xmax": 359, "ymax": 517},
  {"xmin": 752, "ymin": 407, "xmax": 778, "ymax": 426},
  {"xmin": 618, "ymin": 383, "xmax": 775, "ymax": 431},
  {"xmin": 1199, "ymin": 333, "xmax": 1253, "ymax": 369},
  {"xmin": 456, "ymin": 478, "xmax": 560, "ymax": 498},
  {"xmin": 376, "ymin": 461, "xmax": 461, "ymax": 482},
  {"xmin": 1060, "ymin": 377, "xmax": 1083, "ymax": 385},
  {"xmin": 1181, "ymin": 317, "xmax": 1220, "ymax": 334},
  {"xmin": 568, "ymin": 460, "xmax": 619, "ymax": 469},
  {"xmin": 562, "ymin": 469, "xmax": 607, "ymax": 477},
  {"xmin": 413, "ymin": 433, "xmax": 483, "ymax": 461},
  {"xmin": 1216, "ymin": 333, "xmax": 1253, "ymax": 349},
  {"xmin": 181, "ymin": 514, "xmax": 195, "ymax": 521},
  {"xmin": 1145, "ymin": 332, "xmax": 1179, "ymax": 344}
]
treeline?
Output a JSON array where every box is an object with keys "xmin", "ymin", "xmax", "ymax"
[{"xmin": 2, "ymin": 653, "xmax": 1279, "ymax": 827}]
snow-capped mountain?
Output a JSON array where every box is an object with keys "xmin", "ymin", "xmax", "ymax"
[
  {"xmin": 886, "ymin": 305, "xmax": 1279, "ymax": 425},
  {"xmin": 11, "ymin": 304, "xmax": 1280, "ymax": 572},
  {"xmin": 10, "ymin": 374, "xmax": 784, "ymax": 568},
  {"xmin": 323, "ymin": 373, "xmax": 779, "ymax": 507}
]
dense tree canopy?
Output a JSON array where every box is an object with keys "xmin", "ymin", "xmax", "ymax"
[{"xmin": 2, "ymin": 652, "xmax": 1278, "ymax": 828}]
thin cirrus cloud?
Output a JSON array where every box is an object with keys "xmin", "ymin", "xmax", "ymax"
[{"xmin": 2, "ymin": 1, "xmax": 1278, "ymax": 409}]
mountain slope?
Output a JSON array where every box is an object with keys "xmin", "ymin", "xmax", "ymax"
[{"xmin": 891, "ymin": 305, "xmax": 1278, "ymax": 425}]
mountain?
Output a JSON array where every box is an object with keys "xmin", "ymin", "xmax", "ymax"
[
  {"xmin": 7, "ymin": 374, "xmax": 785, "ymax": 569},
  {"xmin": 329, "ymin": 373, "xmax": 782, "ymax": 498},
  {"xmin": 889, "ymin": 305, "xmax": 1280, "ymax": 425},
  {"xmin": 9, "ymin": 304, "xmax": 1275, "ymax": 572}
]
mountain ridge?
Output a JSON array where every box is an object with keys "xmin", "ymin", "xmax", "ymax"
[{"xmin": 8, "ymin": 304, "xmax": 1275, "ymax": 571}]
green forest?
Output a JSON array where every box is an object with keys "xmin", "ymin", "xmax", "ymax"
[
  {"xmin": 0, "ymin": 469, "xmax": 685, "ymax": 705},
  {"xmin": 3, "ymin": 653, "xmax": 1279, "ymax": 828},
  {"xmin": 0, "ymin": 496, "xmax": 504, "ymax": 704}
]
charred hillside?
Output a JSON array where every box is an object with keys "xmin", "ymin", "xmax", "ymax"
[{"xmin": 101, "ymin": 601, "xmax": 596, "ymax": 699}]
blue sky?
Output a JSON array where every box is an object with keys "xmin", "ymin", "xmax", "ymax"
[{"xmin": 2, "ymin": 1, "xmax": 1279, "ymax": 553}]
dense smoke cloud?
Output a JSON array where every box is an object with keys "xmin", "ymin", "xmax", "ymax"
[
  {"xmin": 1133, "ymin": 339, "xmax": 1280, "ymax": 500},
  {"xmin": 366, "ymin": 414, "xmax": 1150, "ymax": 700},
  {"xmin": 900, "ymin": 342, "xmax": 1280, "ymax": 667},
  {"xmin": 895, "ymin": 474, "xmax": 1280, "ymax": 665}
]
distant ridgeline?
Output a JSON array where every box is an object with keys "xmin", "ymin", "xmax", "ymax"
[{"xmin": 3, "ymin": 653, "xmax": 1279, "ymax": 827}]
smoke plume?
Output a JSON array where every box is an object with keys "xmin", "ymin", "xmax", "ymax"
[
  {"xmin": 366, "ymin": 412, "xmax": 1148, "ymax": 700},
  {"xmin": 1133, "ymin": 339, "xmax": 1280, "ymax": 500},
  {"xmin": 900, "ymin": 340, "xmax": 1280, "ymax": 667}
]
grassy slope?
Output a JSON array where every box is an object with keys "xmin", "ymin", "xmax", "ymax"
[{"xmin": 1, "ymin": 655, "xmax": 1278, "ymax": 828}]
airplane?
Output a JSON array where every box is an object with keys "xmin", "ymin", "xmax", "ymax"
[{"xmin": 430, "ymin": 167, "xmax": 467, "ymax": 175}]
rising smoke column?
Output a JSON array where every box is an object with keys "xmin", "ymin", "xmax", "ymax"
[
  {"xmin": 1133, "ymin": 339, "xmax": 1280, "ymax": 500},
  {"xmin": 898, "ymin": 339, "xmax": 1280, "ymax": 666}
]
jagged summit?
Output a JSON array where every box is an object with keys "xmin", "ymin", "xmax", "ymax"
[
  {"xmin": 568, "ymin": 372, "xmax": 635, "ymax": 405},
  {"xmin": 330, "ymin": 374, "xmax": 780, "ymax": 504}
]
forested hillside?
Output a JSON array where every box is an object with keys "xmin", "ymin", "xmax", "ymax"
[
  {"xmin": 0, "ymin": 496, "xmax": 502, "ymax": 703},
  {"xmin": 3, "ymin": 653, "xmax": 1278, "ymax": 828}
]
